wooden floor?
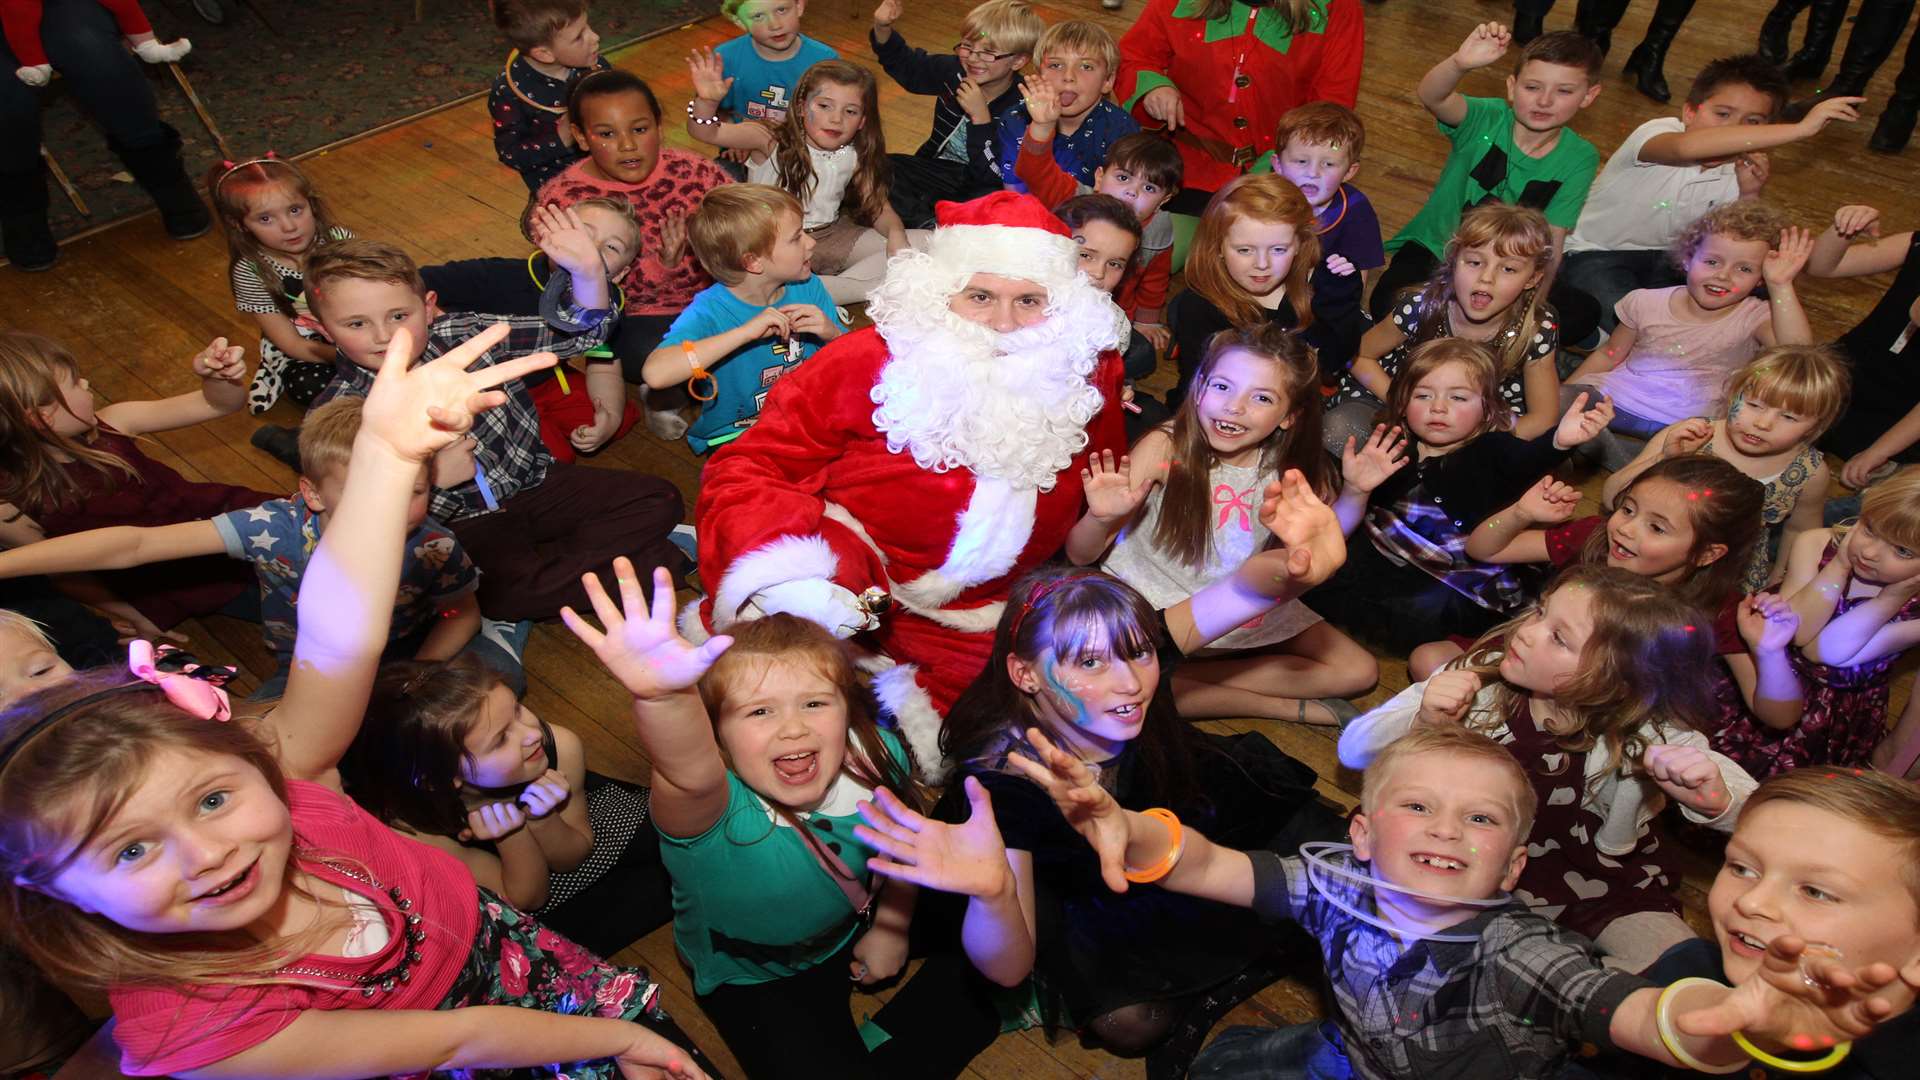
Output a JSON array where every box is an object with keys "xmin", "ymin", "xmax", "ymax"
[{"xmin": 7, "ymin": 0, "xmax": 1920, "ymax": 1075}]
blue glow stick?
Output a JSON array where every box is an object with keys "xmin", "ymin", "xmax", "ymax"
[{"xmin": 473, "ymin": 461, "xmax": 501, "ymax": 512}]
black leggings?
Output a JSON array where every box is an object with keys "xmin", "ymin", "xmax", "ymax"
[
  {"xmin": 0, "ymin": 0, "xmax": 173, "ymax": 176},
  {"xmin": 1370, "ymin": 242, "xmax": 1601, "ymax": 348},
  {"xmin": 695, "ymin": 943, "xmax": 1001, "ymax": 1080}
]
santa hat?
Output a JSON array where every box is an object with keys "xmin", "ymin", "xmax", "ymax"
[{"xmin": 926, "ymin": 192, "xmax": 1079, "ymax": 292}]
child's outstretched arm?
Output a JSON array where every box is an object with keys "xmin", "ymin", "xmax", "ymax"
[
  {"xmin": 1465, "ymin": 476, "xmax": 1580, "ymax": 563},
  {"xmin": 686, "ymin": 48, "xmax": 775, "ymax": 156},
  {"xmin": 1605, "ymin": 935, "xmax": 1920, "ymax": 1073},
  {"xmin": 0, "ymin": 520, "xmax": 223, "ymax": 579},
  {"xmin": 1346, "ymin": 318, "xmax": 1408, "ymax": 401},
  {"xmin": 1005, "ymin": 727, "xmax": 1257, "ymax": 907},
  {"xmin": 1065, "ymin": 444, "xmax": 1161, "ymax": 564},
  {"xmin": 1164, "ymin": 469, "xmax": 1346, "ymax": 652},
  {"xmin": 855, "ymin": 779, "xmax": 1035, "ymax": 987},
  {"xmin": 179, "ymin": 1004, "xmax": 706, "ymax": 1080},
  {"xmin": 1418, "ymin": 23, "xmax": 1510, "ymax": 127},
  {"xmin": 96, "ymin": 338, "xmax": 249, "ymax": 435},
  {"xmin": 1756, "ymin": 227, "xmax": 1815, "ymax": 347},
  {"xmin": 1639, "ymin": 96, "xmax": 1865, "ymax": 167},
  {"xmin": 562, "ymin": 562, "xmax": 734, "ymax": 839},
  {"xmin": 1565, "ymin": 322, "xmax": 1638, "ymax": 384},
  {"xmin": 273, "ymin": 323, "xmax": 555, "ymax": 786},
  {"xmin": 1808, "ymin": 205, "xmax": 1913, "ymax": 278}
]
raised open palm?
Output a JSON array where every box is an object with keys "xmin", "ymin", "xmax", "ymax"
[
  {"xmin": 561, "ymin": 561, "xmax": 732, "ymax": 699},
  {"xmin": 856, "ymin": 779, "xmax": 1012, "ymax": 899}
]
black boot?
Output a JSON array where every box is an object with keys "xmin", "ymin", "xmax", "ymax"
[
  {"xmin": 1513, "ymin": 0, "xmax": 1552, "ymax": 43},
  {"xmin": 1870, "ymin": 25, "xmax": 1920, "ymax": 149},
  {"xmin": 0, "ymin": 162, "xmax": 57, "ymax": 272},
  {"xmin": 1621, "ymin": 0, "xmax": 1698, "ymax": 103},
  {"xmin": 1759, "ymin": 0, "xmax": 1812, "ymax": 62},
  {"xmin": 1827, "ymin": 0, "xmax": 1918, "ymax": 98},
  {"xmin": 113, "ymin": 126, "xmax": 210, "ymax": 240},
  {"xmin": 1574, "ymin": 0, "xmax": 1630, "ymax": 55},
  {"xmin": 1785, "ymin": 0, "xmax": 1849, "ymax": 79}
]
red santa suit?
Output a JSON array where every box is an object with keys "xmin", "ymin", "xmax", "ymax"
[
  {"xmin": 692, "ymin": 193, "xmax": 1129, "ymax": 777},
  {"xmin": 1117, "ymin": 0, "xmax": 1364, "ymax": 195}
]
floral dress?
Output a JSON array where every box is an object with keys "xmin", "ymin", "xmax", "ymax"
[
  {"xmin": 1713, "ymin": 539, "xmax": 1920, "ymax": 778},
  {"xmin": 1702, "ymin": 431, "xmax": 1822, "ymax": 593}
]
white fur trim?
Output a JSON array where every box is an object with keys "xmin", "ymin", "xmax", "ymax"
[
  {"xmin": 894, "ymin": 478, "xmax": 1037, "ymax": 610},
  {"xmin": 926, "ymin": 224, "xmax": 1077, "ymax": 292},
  {"xmin": 910, "ymin": 600, "xmax": 1007, "ymax": 634},
  {"xmin": 710, "ymin": 534, "xmax": 839, "ymax": 630},
  {"xmin": 678, "ymin": 597, "xmax": 712, "ymax": 644},
  {"xmin": 819, "ymin": 496, "xmax": 1022, "ymax": 632},
  {"xmin": 871, "ymin": 663, "xmax": 950, "ymax": 782}
]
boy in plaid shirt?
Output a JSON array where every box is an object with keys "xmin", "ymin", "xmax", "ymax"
[
  {"xmin": 306, "ymin": 236, "xmax": 688, "ymax": 622},
  {"xmin": 1006, "ymin": 723, "xmax": 1916, "ymax": 1079}
]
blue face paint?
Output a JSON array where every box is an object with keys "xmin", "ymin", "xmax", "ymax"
[
  {"xmin": 1727, "ymin": 393, "xmax": 1744, "ymax": 423},
  {"xmin": 1041, "ymin": 661, "xmax": 1096, "ymax": 729}
]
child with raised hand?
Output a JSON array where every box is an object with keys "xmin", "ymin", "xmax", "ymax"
[
  {"xmin": 705, "ymin": 0, "xmax": 837, "ymax": 126},
  {"xmin": 488, "ymin": 0, "xmax": 608, "ymax": 194},
  {"xmin": 871, "ymin": 0, "xmax": 1042, "ymax": 228},
  {"xmin": 934, "ymin": 473, "xmax": 1350, "ymax": 1062},
  {"xmin": 1435, "ymin": 456, "xmax": 1804, "ymax": 736},
  {"xmin": 1169, "ymin": 174, "xmax": 1363, "ymax": 405},
  {"xmin": 1721, "ymin": 467, "xmax": 1920, "ymax": 779},
  {"xmin": 1308, "ymin": 338, "xmax": 1614, "ymax": 654},
  {"xmin": 1606, "ymin": 345, "xmax": 1849, "ymax": 591},
  {"xmin": 0, "ymin": 330, "xmax": 270, "ymax": 642},
  {"xmin": 1326, "ymin": 203, "xmax": 1561, "ymax": 451},
  {"xmin": 1562, "ymin": 55, "xmax": 1852, "ymax": 337},
  {"xmin": 0, "ymin": 395, "xmax": 514, "ymax": 700},
  {"xmin": 1563, "ymin": 204, "xmax": 1815, "ymax": 467},
  {"xmin": 204, "ymin": 155, "xmax": 353, "ymax": 414},
  {"xmin": 535, "ymin": 70, "xmax": 731, "ymax": 436},
  {"xmin": 688, "ymin": 57, "xmax": 919, "ymax": 305},
  {"xmin": 1376, "ymin": 25, "xmax": 1605, "ymax": 344},
  {"xmin": 989, "ymin": 21, "xmax": 1139, "ymax": 196},
  {"xmin": 1587, "ymin": 767, "xmax": 1920, "ymax": 1079},
  {"xmin": 1805, "ymin": 205, "xmax": 1920, "ymax": 488},
  {"xmin": 1341, "ymin": 564, "xmax": 1757, "ymax": 973},
  {"xmin": 1015, "ymin": 79, "xmax": 1184, "ymax": 349},
  {"xmin": 1068, "ymin": 323, "xmax": 1376, "ymax": 727},
  {"xmin": 0, "ymin": 324, "xmax": 713, "ymax": 1080},
  {"xmin": 422, "ymin": 198, "xmax": 642, "ymax": 463},
  {"xmin": 1013, "ymin": 720, "xmax": 1917, "ymax": 1080},
  {"xmin": 561, "ymin": 561, "xmax": 1028, "ymax": 1080},
  {"xmin": 642, "ymin": 183, "xmax": 846, "ymax": 455}
]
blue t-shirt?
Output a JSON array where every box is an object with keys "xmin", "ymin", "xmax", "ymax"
[
  {"xmin": 210, "ymin": 497, "xmax": 478, "ymax": 659},
  {"xmin": 715, "ymin": 34, "xmax": 839, "ymax": 124},
  {"xmin": 990, "ymin": 99, "xmax": 1140, "ymax": 191},
  {"xmin": 659, "ymin": 277, "xmax": 847, "ymax": 454}
]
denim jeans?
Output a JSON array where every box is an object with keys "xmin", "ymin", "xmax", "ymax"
[
  {"xmin": 0, "ymin": 0, "xmax": 173, "ymax": 176},
  {"xmin": 249, "ymin": 617, "xmax": 531, "ymax": 701},
  {"xmin": 1560, "ymin": 249, "xmax": 1684, "ymax": 338},
  {"xmin": 1191, "ymin": 1021, "xmax": 1353, "ymax": 1080}
]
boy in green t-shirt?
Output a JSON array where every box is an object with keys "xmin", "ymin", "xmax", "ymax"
[{"xmin": 1372, "ymin": 24, "xmax": 1605, "ymax": 346}]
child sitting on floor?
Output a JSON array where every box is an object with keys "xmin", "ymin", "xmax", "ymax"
[
  {"xmin": 643, "ymin": 183, "xmax": 847, "ymax": 455},
  {"xmin": 990, "ymin": 21, "xmax": 1140, "ymax": 195},
  {"xmin": 1255, "ymin": 101, "xmax": 1385, "ymax": 313},
  {"xmin": 1375, "ymin": 25, "xmax": 1605, "ymax": 346},
  {"xmin": 305, "ymin": 238, "xmax": 689, "ymax": 623},
  {"xmin": 488, "ymin": 0, "xmax": 609, "ymax": 193},
  {"xmin": 871, "ymin": 0, "xmax": 1042, "ymax": 228}
]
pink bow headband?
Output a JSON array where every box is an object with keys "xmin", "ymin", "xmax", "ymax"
[{"xmin": 0, "ymin": 642, "xmax": 236, "ymax": 773}]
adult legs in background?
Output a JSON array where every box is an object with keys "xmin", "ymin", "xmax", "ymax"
[
  {"xmin": 451, "ymin": 462, "xmax": 689, "ymax": 622},
  {"xmin": 1367, "ymin": 244, "xmax": 1438, "ymax": 323},
  {"xmin": 1826, "ymin": 0, "xmax": 1918, "ymax": 97},
  {"xmin": 1512, "ymin": 0, "xmax": 1556, "ymax": 43},
  {"xmin": 1783, "ymin": 0, "xmax": 1850, "ymax": 80},
  {"xmin": 1559, "ymin": 249, "xmax": 1680, "ymax": 336},
  {"xmin": 1617, "ymin": 0, "xmax": 1699, "ymax": 103},
  {"xmin": 1759, "ymin": 0, "xmax": 1816, "ymax": 61},
  {"xmin": 1870, "ymin": 12, "xmax": 1920, "ymax": 150}
]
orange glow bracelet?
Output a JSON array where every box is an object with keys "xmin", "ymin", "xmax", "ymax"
[{"xmin": 1123, "ymin": 808, "xmax": 1184, "ymax": 884}]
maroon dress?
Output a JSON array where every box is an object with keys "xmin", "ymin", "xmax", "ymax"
[
  {"xmin": 1713, "ymin": 539, "xmax": 1920, "ymax": 778},
  {"xmin": 1505, "ymin": 698, "xmax": 1679, "ymax": 942},
  {"xmin": 32, "ymin": 427, "xmax": 275, "ymax": 629}
]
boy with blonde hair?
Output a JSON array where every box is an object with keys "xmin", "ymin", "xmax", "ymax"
[
  {"xmin": 0, "ymin": 396, "xmax": 525, "ymax": 698},
  {"xmin": 642, "ymin": 183, "xmax": 846, "ymax": 455},
  {"xmin": 990, "ymin": 20, "xmax": 1139, "ymax": 195},
  {"xmin": 872, "ymin": 0, "xmax": 1044, "ymax": 227},
  {"xmin": 488, "ymin": 0, "xmax": 610, "ymax": 192},
  {"xmin": 1009, "ymin": 723, "xmax": 1918, "ymax": 1078},
  {"xmin": 701, "ymin": 0, "xmax": 836, "ymax": 126}
]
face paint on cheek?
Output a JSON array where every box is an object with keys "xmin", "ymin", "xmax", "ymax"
[
  {"xmin": 1043, "ymin": 666, "xmax": 1096, "ymax": 728},
  {"xmin": 1728, "ymin": 394, "xmax": 1743, "ymax": 423}
]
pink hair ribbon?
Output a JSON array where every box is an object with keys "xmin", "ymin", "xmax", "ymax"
[{"xmin": 128, "ymin": 640, "xmax": 233, "ymax": 722}]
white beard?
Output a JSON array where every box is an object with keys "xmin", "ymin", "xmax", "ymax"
[{"xmin": 867, "ymin": 260, "xmax": 1122, "ymax": 491}]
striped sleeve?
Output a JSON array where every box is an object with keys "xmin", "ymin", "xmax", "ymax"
[{"xmin": 229, "ymin": 258, "xmax": 282, "ymax": 314}]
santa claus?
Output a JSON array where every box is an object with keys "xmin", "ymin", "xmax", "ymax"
[{"xmin": 691, "ymin": 192, "xmax": 1130, "ymax": 776}]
